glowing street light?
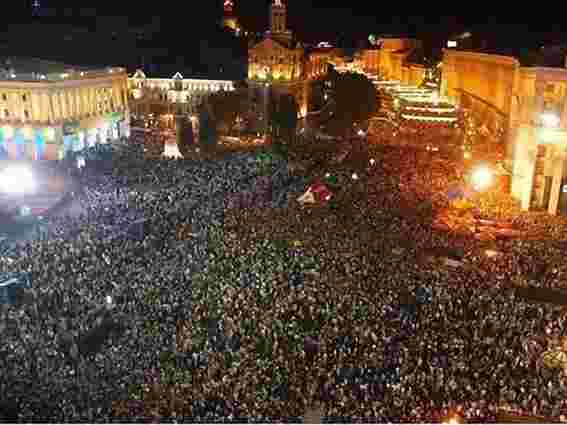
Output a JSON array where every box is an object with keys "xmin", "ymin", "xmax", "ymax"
[
  {"xmin": 471, "ymin": 165, "xmax": 493, "ymax": 191},
  {"xmin": 541, "ymin": 112, "xmax": 560, "ymax": 128},
  {"xmin": 369, "ymin": 158, "xmax": 375, "ymax": 166}
]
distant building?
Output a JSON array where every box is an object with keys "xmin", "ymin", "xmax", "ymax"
[
  {"xmin": 0, "ymin": 57, "xmax": 129, "ymax": 160},
  {"xmin": 128, "ymin": 69, "xmax": 235, "ymax": 118},
  {"xmin": 442, "ymin": 47, "xmax": 567, "ymax": 214},
  {"xmin": 222, "ymin": 0, "xmax": 242, "ymax": 35},
  {"xmin": 247, "ymin": 0, "xmax": 309, "ymax": 130}
]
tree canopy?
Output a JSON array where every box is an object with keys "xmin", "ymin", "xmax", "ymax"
[
  {"xmin": 327, "ymin": 72, "xmax": 377, "ymax": 137},
  {"xmin": 208, "ymin": 90, "xmax": 247, "ymax": 136}
]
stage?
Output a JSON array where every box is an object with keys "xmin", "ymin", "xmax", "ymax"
[{"xmin": 0, "ymin": 161, "xmax": 75, "ymax": 219}]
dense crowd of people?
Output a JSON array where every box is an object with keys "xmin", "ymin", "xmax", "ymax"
[{"xmin": 3, "ymin": 130, "xmax": 567, "ymax": 423}]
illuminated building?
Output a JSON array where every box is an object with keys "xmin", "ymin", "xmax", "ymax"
[
  {"xmin": 307, "ymin": 45, "xmax": 344, "ymax": 79},
  {"xmin": 222, "ymin": 0, "xmax": 242, "ymax": 35},
  {"xmin": 0, "ymin": 57, "xmax": 129, "ymax": 160},
  {"xmin": 378, "ymin": 38, "xmax": 422, "ymax": 81},
  {"xmin": 442, "ymin": 48, "xmax": 567, "ymax": 214},
  {"xmin": 359, "ymin": 48, "xmax": 380, "ymax": 75},
  {"xmin": 247, "ymin": 0, "xmax": 309, "ymax": 129},
  {"xmin": 128, "ymin": 69, "xmax": 235, "ymax": 118}
]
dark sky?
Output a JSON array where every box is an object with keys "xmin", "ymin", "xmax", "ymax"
[{"xmin": 11, "ymin": 1, "xmax": 567, "ymax": 51}]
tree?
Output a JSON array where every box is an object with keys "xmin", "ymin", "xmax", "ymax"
[
  {"xmin": 176, "ymin": 116, "xmax": 194, "ymax": 158},
  {"xmin": 309, "ymin": 78, "xmax": 326, "ymax": 112},
  {"xmin": 209, "ymin": 91, "xmax": 246, "ymax": 136},
  {"xmin": 326, "ymin": 72, "xmax": 377, "ymax": 138},
  {"xmin": 198, "ymin": 101, "xmax": 218, "ymax": 150},
  {"xmin": 279, "ymin": 94, "xmax": 298, "ymax": 145}
]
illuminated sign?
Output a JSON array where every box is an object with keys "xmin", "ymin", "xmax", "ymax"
[{"xmin": 447, "ymin": 40, "xmax": 457, "ymax": 48}]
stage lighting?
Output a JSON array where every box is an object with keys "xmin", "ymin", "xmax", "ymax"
[
  {"xmin": 470, "ymin": 165, "xmax": 493, "ymax": 191},
  {"xmin": 0, "ymin": 166, "xmax": 35, "ymax": 194}
]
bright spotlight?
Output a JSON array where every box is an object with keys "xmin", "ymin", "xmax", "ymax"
[
  {"xmin": 0, "ymin": 166, "xmax": 35, "ymax": 194},
  {"xmin": 471, "ymin": 165, "xmax": 493, "ymax": 191},
  {"xmin": 369, "ymin": 158, "xmax": 375, "ymax": 166},
  {"xmin": 106, "ymin": 295, "xmax": 113, "ymax": 305},
  {"xmin": 541, "ymin": 112, "xmax": 560, "ymax": 128}
]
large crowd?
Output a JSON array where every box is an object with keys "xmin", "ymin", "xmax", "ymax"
[{"xmin": 2, "ymin": 128, "xmax": 567, "ymax": 423}]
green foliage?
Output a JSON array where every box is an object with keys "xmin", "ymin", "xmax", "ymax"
[{"xmin": 328, "ymin": 72, "xmax": 378, "ymax": 137}]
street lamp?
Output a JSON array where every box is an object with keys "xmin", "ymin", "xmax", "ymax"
[
  {"xmin": 471, "ymin": 165, "xmax": 493, "ymax": 191},
  {"xmin": 541, "ymin": 112, "xmax": 560, "ymax": 128}
]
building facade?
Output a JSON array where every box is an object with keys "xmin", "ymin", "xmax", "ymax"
[
  {"xmin": 222, "ymin": 0, "xmax": 242, "ymax": 34},
  {"xmin": 442, "ymin": 49, "xmax": 567, "ymax": 214},
  {"xmin": 247, "ymin": 0, "xmax": 309, "ymax": 128},
  {"xmin": 128, "ymin": 70, "xmax": 235, "ymax": 118},
  {"xmin": 0, "ymin": 58, "xmax": 129, "ymax": 160}
]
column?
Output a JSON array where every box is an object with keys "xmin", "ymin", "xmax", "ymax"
[
  {"xmin": 60, "ymin": 92, "xmax": 67, "ymax": 119},
  {"xmin": 511, "ymin": 125, "xmax": 537, "ymax": 210},
  {"xmin": 30, "ymin": 92, "xmax": 40, "ymax": 122},
  {"xmin": 548, "ymin": 151, "xmax": 565, "ymax": 215},
  {"xmin": 560, "ymin": 97, "xmax": 567, "ymax": 128},
  {"xmin": 535, "ymin": 81, "xmax": 545, "ymax": 118},
  {"xmin": 41, "ymin": 92, "xmax": 50, "ymax": 122}
]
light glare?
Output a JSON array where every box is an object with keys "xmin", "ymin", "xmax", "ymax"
[
  {"xmin": 471, "ymin": 165, "xmax": 493, "ymax": 191},
  {"xmin": 0, "ymin": 166, "xmax": 35, "ymax": 194}
]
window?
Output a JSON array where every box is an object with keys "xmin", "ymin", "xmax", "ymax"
[
  {"xmin": 1, "ymin": 94, "xmax": 6, "ymax": 101},
  {"xmin": 4, "ymin": 109, "xmax": 9, "ymax": 118},
  {"xmin": 22, "ymin": 94, "xmax": 27, "ymax": 102},
  {"xmin": 24, "ymin": 110, "xmax": 29, "ymax": 119}
]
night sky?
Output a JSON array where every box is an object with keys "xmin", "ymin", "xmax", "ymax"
[
  {"xmin": 9, "ymin": 1, "xmax": 565, "ymax": 48},
  {"xmin": 4, "ymin": 2, "xmax": 565, "ymax": 75}
]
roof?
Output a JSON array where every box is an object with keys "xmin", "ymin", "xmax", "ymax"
[
  {"xmin": 249, "ymin": 35, "xmax": 301, "ymax": 51},
  {"xmin": 452, "ymin": 45, "xmax": 567, "ymax": 68},
  {"xmin": 392, "ymin": 48, "xmax": 412, "ymax": 55},
  {"xmin": 0, "ymin": 56, "xmax": 95, "ymax": 75}
]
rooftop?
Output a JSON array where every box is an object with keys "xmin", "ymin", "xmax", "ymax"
[{"xmin": 0, "ymin": 57, "xmax": 125, "ymax": 82}]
